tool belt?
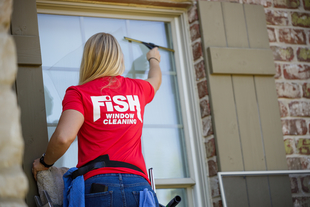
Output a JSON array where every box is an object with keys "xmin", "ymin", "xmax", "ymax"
[{"xmin": 71, "ymin": 154, "xmax": 144, "ymax": 180}]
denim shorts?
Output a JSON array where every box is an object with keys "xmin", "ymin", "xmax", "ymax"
[{"xmin": 84, "ymin": 173, "xmax": 159, "ymax": 207}]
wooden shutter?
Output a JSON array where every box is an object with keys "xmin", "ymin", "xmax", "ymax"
[
  {"xmin": 11, "ymin": 0, "xmax": 48, "ymax": 206},
  {"xmin": 198, "ymin": 2, "xmax": 292, "ymax": 207}
]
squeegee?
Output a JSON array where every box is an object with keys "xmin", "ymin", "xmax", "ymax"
[{"xmin": 124, "ymin": 37, "xmax": 175, "ymax": 53}]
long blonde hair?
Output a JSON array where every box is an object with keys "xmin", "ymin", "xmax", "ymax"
[{"xmin": 79, "ymin": 33, "xmax": 125, "ymax": 85}]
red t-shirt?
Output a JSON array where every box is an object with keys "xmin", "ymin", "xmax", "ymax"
[{"xmin": 62, "ymin": 76, "xmax": 154, "ymax": 183}]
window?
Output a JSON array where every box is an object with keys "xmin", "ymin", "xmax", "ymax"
[{"xmin": 37, "ymin": 3, "xmax": 209, "ymax": 206}]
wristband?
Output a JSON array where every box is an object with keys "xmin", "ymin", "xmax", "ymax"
[
  {"xmin": 148, "ymin": 57, "xmax": 160, "ymax": 63},
  {"xmin": 40, "ymin": 153, "xmax": 54, "ymax": 168}
]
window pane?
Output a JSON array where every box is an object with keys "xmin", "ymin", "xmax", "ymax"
[
  {"xmin": 37, "ymin": 14, "xmax": 83, "ymax": 69},
  {"xmin": 43, "ymin": 70, "xmax": 79, "ymax": 124},
  {"xmin": 142, "ymin": 128, "xmax": 188, "ymax": 178},
  {"xmin": 126, "ymin": 20, "xmax": 173, "ymax": 72},
  {"xmin": 156, "ymin": 189, "xmax": 187, "ymax": 207},
  {"xmin": 134, "ymin": 74, "xmax": 181, "ymax": 125}
]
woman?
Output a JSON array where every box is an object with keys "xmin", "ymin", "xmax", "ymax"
[{"xmin": 32, "ymin": 33, "xmax": 161, "ymax": 207}]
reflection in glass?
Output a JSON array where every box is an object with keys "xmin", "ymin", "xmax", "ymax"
[{"xmin": 157, "ymin": 189, "xmax": 187, "ymax": 207}]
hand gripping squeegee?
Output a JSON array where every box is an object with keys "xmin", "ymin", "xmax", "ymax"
[{"xmin": 124, "ymin": 37, "xmax": 175, "ymax": 53}]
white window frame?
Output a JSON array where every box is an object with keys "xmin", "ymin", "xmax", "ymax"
[{"xmin": 36, "ymin": 1, "xmax": 211, "ymax": 206}]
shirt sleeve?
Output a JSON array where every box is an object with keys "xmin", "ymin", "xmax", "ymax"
[
  {"xmin": 134, "ymin": 79, "xmax": 155, "ymax": 104},
  {"xmin": 62, "ymin": 86, "xmax": 84, "ymax": 115}
]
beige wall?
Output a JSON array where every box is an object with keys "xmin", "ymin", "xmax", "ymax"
[
  {"xmin": 189, "ymin": 0, "xmax": 310, "ymax": 206},
  {"xmin": 0, "ymin": 0, "xmax": 28, "ymax": 206}
]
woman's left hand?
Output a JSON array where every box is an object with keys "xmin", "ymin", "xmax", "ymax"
[{"xmin": 32, "ymin": 158, "xmax": 49, "ymax": 181}]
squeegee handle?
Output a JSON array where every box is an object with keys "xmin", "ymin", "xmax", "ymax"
[
  {"xmin": 142, "ymin": 42, "xmax": 159, "ymax": 50},
  {"xmin": 166, "ymin": 195, "xmax": 182, "ymax": 207}
]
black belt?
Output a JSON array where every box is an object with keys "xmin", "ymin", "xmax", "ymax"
[{"xmin": 71, "ymin": 154, "xmax": 145, "ymax": 180}]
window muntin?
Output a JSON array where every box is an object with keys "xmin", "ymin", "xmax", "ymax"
[{"xmin": 38, "ymin": 14, "xmax": 188, "ymax": 180}]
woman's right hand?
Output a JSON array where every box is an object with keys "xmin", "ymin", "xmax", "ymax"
[
  {"xmin": 146, "ymin": 47, "xmax": 162, "ymax": 92},
  {"xmin": 146, "ymin": 47, "xmax": 161, "ymax": 62}
]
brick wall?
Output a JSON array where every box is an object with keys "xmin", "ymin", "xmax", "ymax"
[
  {"xmin": 188, "ymin": 0, "xmax": 310, "ymax": 206},
  {"xmin": 188, "ymin": 4, "xmax": 222, "ymax": 207},
  {"xmin": 0, "ymin": 0, "xmax": 28, "ymax": 206}
]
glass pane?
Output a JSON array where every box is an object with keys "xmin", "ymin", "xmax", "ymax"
[
  {"xmin": 132, "ymin": 74, "xmax": 181, "ymax": 125},
  {"xmin": 157, "ymin": 189, "xmax": 187, "ymax": 207},
  {"xmin": 38, "ymin": 14, "xmax": 83, "ymax": 69},
  {"xmin": 43, "ymin": 70, "xmax": 79, "ymax": 124},
  {"xmin": 142, "ymin": 128, "xmax": 188, "ymax": 178},
  {"xmin": 47, "ymin": 127, "xmax": 78, "ymax": 168},
  {"xmin": 126, "ymin": 20, "xmax": 173, "ymax": 72}
]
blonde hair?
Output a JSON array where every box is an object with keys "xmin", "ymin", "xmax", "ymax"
[{"xmin": 79, "ymin": 33, "xmax": 125, "ymax": 85}]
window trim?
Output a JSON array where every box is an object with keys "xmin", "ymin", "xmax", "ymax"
[{"xmin": 36, "ymin": 1, "xmax": 211, "ymax": 206}]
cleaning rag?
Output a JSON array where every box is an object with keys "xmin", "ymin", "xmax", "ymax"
[
  {"xmin": 139, "ymin": 188, "xmax": 156, "ymax": 207},
  {"xmin": 63, "ymin": 167, "xmax": 85, "ymax": 207}
]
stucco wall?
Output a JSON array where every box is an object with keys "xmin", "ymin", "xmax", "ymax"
[
  {"xmin": 0, "ymin": 0, "xmax": 28, "ymax": 206},
  {"xmin": 188, "ymin": 0, "xmax": 310, "ymax": 206}
]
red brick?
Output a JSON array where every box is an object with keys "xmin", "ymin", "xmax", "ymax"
[
  {"xmin": 202, "ymin": 116, "xmax": 213, "ymax": 137},
  {"xmin": 278, "ymin": 28, "xmax": 306, "ymax": 44},
  {"xmin": 270, "ymin": 46, "xmax": 294, "ymax": 62},
  {"xmin": 297, "ymin": 138, "xmax": 310, "ymax": 155},
  {"xmin": 289, "ymin": 101, "xmax": 310, "ymax": 117},
  {"xmin": 208, "ymin": 160, "xmax": 218, "ymax": 176},
  {"xmin": 265, "ymin": 10, "xmax": 289, "ymax": 26},
  {"xmin": 242, "ymin": 0, "xmax": 272, "ymax": 7},
  {"xmin": 192, "ymin": 42, "xmax": 203, "ymax": 61},
  {"xmin": 290, "ymin": 176, "xmax": 299, "ymax": 193},
  {"xmin": 274, "ymin": 0, "xmax": 300, "ymax": 8},
  {"xmin": 284, "ymin": 138, "xmax": 295, "ymax": 155},
  {"xmin": 276, "ymin": 82, "xmax": 301, "ymax": 98},
  {"xmin": 188, "ymin": 5, "xmax": 198, "ymax": 24},
  {"xmin": 292, "ymin": 197, "xmax": 310, "ymax": 206},
  {"xmin": 302, "ymin": 83, "xmax": 310, "ymax": 98},
  {"xmin": 208, "ymin": 0, "xmax": 238, "ymax": 2},
  {"xmin": 301, "ymin": 157, "xmax": 310, "ymax": 169},
  {"xmin": 292, "ymin": 12, "xmax": 310, "ymax": 28},
  {"xmin": 297, "ymin": 48, "xmax": 310, "ymax": 62},
  {"xmin": 282, "ymin": 119, "xmax": 307, "ymax": 135},
  {"xmin": 279, "ymin": 100, "xmax": 288, "ymax": 117},
  {"xmin": 287, "ymin": 157, "xmax": 301, "ymax": 170},
  {"xmin": 304, "ymin": 0, "xmax": 310, "ymax": 10},
  {"xmin": 190, "ymin": 24, "xmax": 201, "ymax": 42},
  {"xmin": 301, "ymin": 176, "xmax": 310, "ymax": 193},
  {"xmin": 197, "ymin": 80, "xmax": 208, "ymax": 98},
  {"xmin": 213, "ymin": 200, "xmax": 223, "ymax": 207},
  {"xmin": 210, "ymin": 177, "xmax": 220, "ymax": 198},
  {"xmin": 267, "ymin": 27, "xmax": 276, "ymax": 42},
  {"xmin": 283, "ymin": 64, "xmax": 310, "ymax": 80},
  {"xmin": 200, "ymin": 99, "xmax": 210, "ymax": 118},
  {"xmin": 206, "ymin": 138, "xmax": 216, "ymax": 158},
  {"xmin": 274, "ymin": 63, "xmax": 282, "ymax": 79},
  {"xmin": 194, "ymin": 61, "xmax": 206, "ymax": 81}
]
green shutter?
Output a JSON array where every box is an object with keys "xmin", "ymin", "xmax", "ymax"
[{"xmin": 198, "ymin": 1, "xmax": 292, "ymax": 206}]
